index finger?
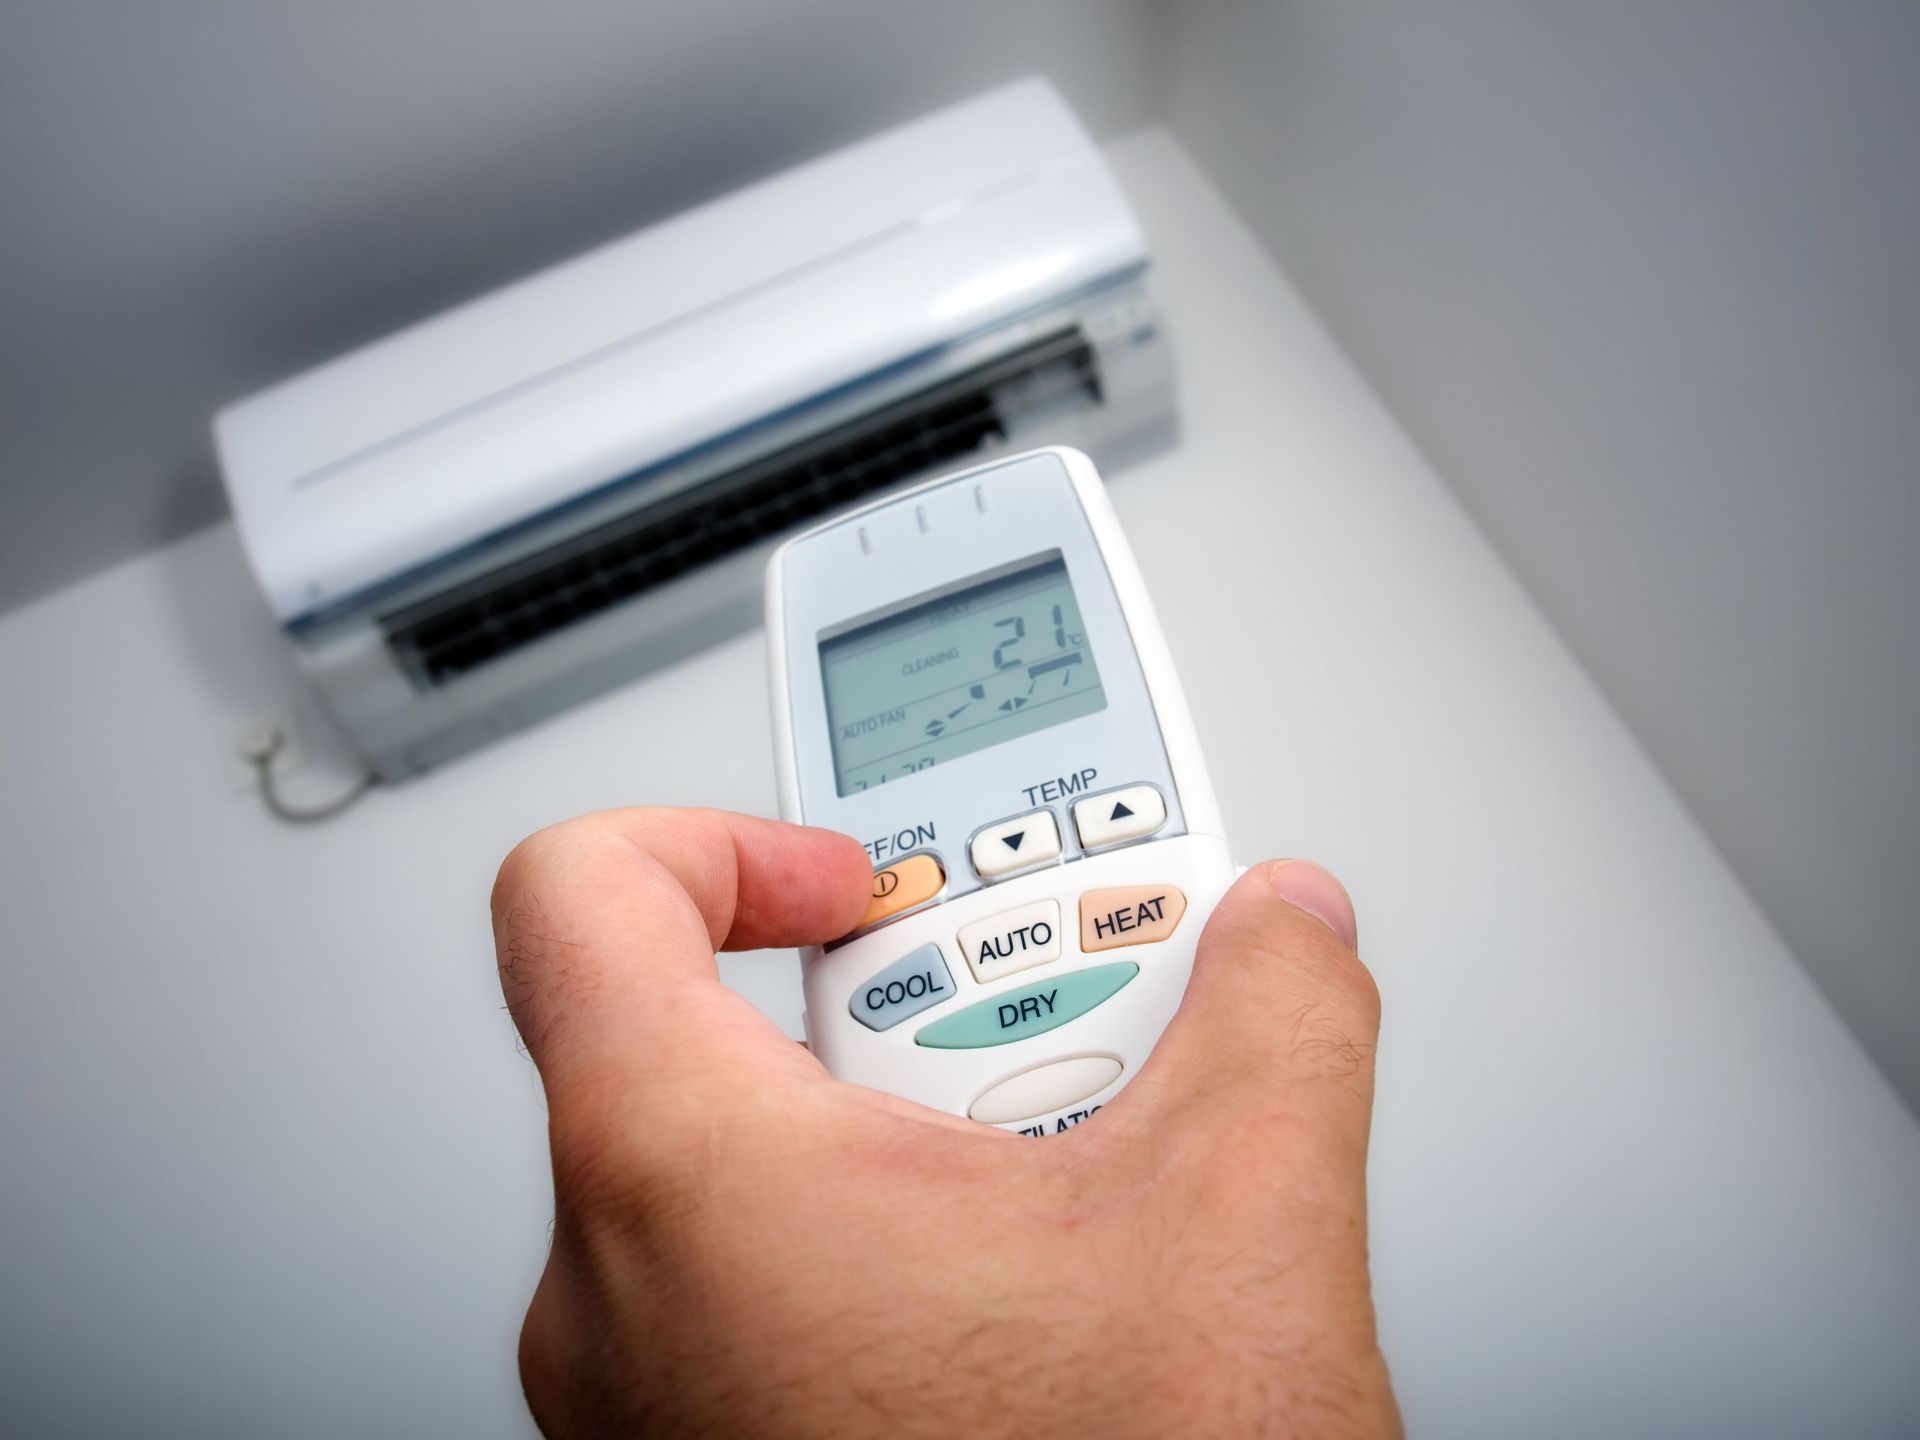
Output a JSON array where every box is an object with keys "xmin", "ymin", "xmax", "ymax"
[{"xmin": 491, "ymin": 807, "xmax": 871, "ymax": 1101}]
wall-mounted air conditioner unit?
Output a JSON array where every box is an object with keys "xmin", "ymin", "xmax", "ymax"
[{"xmin": 214, "ymin": 78, "xmax": 1174, "ymax": 779}]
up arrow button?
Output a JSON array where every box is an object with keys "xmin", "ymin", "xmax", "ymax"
[{"xmin": 1073, "ymin": 785, "xmax": 1168, "ymax": 850}]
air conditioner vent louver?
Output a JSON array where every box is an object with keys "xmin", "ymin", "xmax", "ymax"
[{"xmin": 381, "ymin": 329, "xmax": 1099, "ymax": 687}]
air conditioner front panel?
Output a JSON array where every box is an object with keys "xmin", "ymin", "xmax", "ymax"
[
  {"xmin": 213, "ymin": 79, "xmax": 1176, "ymax": 780},
  {"xmin": 216, "ymin": 83, "xmax": 1141, "ymax": 625}
]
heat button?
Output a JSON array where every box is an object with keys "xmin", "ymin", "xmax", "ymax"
[
  {"xmin": 957, "ymin": 899, "xmax": 1061, "ymax": 984},
  {"xmin": 849, "ymin": 944, "xmax": 955, "ymax": 1032},
  {"xmin": 1080, "ymin": 886, "xmax": 1188, "ymax": 952}
]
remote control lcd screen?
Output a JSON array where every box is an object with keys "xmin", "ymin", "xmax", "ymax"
[{"xmin": 819, "ymin": 553, "xmax": 1108, "ymax": 795}]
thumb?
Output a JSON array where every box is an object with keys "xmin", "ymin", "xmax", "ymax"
[{"xmin": 1120, "ymin": 860, "xmax": 1381, "ymax": 1138}]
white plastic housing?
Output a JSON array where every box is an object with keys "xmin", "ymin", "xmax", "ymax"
[{"xmin": 214, "ymin": 79, "xmax": 1148, "ymax": 625}]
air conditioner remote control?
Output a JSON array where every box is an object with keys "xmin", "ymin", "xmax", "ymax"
[{"xmin": 766, "ymin": 447, "xmax": 1233, "ymax": 1135}]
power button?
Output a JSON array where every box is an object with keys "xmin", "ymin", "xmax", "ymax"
[{"xmin": 858, "ymin": 854, "xmax": 945, "ymax": 929}]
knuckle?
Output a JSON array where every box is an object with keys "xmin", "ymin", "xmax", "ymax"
[
  {"xmin": 490, "ymin": 822, "xmax": 577, "ymax": 923},
  {"xmin": 492, "ymin": 884, "xmax": 580, "ymax": 1011},
  {"xmin": 490, "ymin": 807, "xmax": 717, "ymax": 925},
  {"xmin": 490, "ymin": 814, "xmax": 632, "ymax": 963}
]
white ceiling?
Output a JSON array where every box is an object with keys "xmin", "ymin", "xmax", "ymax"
[{"xmin": 0, "ymin": 0, "xmax": 1167, "ymax": 613}]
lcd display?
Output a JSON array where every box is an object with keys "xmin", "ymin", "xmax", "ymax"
[{"xmin": 819, "ymin": 553, "xmax": 1108, "ymax": 795}]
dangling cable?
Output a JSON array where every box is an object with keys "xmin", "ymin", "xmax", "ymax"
[{"xmin": 240, "ymin": 725, "xmax": 376, "ymax": 824}]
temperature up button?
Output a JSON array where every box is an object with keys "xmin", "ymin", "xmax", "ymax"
[{"xmin": 1072, "ymin": 785, "xmax": 1167, "ymax": 850}]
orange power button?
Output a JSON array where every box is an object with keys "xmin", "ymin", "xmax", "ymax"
[{"xmin": 859, "ymin": 854, "xmax": 945, "ymax": 930}]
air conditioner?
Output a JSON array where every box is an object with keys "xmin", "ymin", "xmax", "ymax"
[{"xmin": 213, "ymin": 78, "xmax": 1174, "ymax": 780}]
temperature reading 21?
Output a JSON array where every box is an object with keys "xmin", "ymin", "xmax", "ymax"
[{"xmin": 991, "ymin": 605, "xmax": 1083, "ymax": 672}]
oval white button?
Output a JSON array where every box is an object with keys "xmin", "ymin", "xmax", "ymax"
[{"xmin": 968, "ymin": 1055, "xmax": 1124, "ymax": 1125}]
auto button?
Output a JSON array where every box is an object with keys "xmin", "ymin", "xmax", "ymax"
[{"xmin": 957, "ymin": 899, "xmax": 1061, "ymax": 984}]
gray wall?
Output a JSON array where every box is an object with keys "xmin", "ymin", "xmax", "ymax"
[
  {"xmin": 0, "ymin": 0, "xmax": 1166, "ymax": 613},
  {"xmin": 1168, "ymin": 0, "xmax": 1920, "ymax": 1110}
]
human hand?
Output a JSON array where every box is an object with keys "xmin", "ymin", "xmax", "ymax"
[{"xmin": 493, "ymin": 808, "xmax": 1397, "ymax": 1437}]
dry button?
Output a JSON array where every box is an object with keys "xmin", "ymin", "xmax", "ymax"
[
  {"xmin": 859, "ymin": 853, "xmax": 945, "ymax": 930},
  {"xmin": 970, "ymin": 810, "xmax": 1062, "ymax": 879},
  {"xmin": 969, "ymin": 1055, "xmax": 1124, "ymax": 1125},
  {"xmin": 958, "ymin": 898, "xmax": 1062, "ymax": 984},
  {"xmin": 1080, "ymin": 886, "xmax": 1188, "ymax": 952},
  {"xmin": 1073, "ymin": 785, "xmax": 1167, "ymax": 850},
  {"xmin": 915, "ymin": 962, "xmax": 1139, "ymax": 1049}
]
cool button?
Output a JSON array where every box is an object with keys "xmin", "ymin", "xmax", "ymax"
[
  {"xmin": 850, "ymin": 944, "xmax": 956, "ymax": 1032},
  {"xmin": 914, "ymin": 962, "xmax": 1139, "ymax": 1049}
]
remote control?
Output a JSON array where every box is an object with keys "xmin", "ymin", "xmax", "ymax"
[{"xmin": 767, "ymin": 446, "xmax": 1234, "ymax": 1135}]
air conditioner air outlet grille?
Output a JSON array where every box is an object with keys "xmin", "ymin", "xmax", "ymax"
[{"xmin": 381, "ymin": 330, "xmax": 1098, "ymax": 686}]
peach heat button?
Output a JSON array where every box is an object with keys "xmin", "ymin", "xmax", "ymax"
[
  {"xmin": 1079, "ymin": 885, "xmax": 1188, "ymax": 951},
  {"xmin": 859, "ymin": 853, "xmax": 946, "ymax": 930}
]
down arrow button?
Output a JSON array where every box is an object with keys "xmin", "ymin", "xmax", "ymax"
[{"xmin": 968, "ymin": 810, "xmax": 1063, "ymax": 879}]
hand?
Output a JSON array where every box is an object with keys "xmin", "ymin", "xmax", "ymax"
[{"xmin": 493, "ymin": 808, "xmax": 1398, "ymax": 1437}]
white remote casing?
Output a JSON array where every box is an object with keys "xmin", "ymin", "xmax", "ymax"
[{"xmin": 767, "ymin": 447, "xmax": 1233, "ymax": 1135}]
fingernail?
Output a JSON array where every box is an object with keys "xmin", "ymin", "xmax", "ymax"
[{"xmin": 1267, "ymin": 860, "xmax": 1358, "ymax": 951}]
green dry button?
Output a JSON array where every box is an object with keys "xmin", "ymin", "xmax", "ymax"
[{"xmin": 914, "ymin": 962, "xmax": 1139, "ymax": 1049}]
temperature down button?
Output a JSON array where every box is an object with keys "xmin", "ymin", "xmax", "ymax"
[{"xmin": 970, "ymin": 810, "xmax": 1063, "ymax": 879}]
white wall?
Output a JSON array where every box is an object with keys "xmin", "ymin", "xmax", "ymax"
[
  {"xmin": 0, "ymin": 0, "xmax": 1167, "ymax": 612},
  {"xmin": 1166, "ymin": 1, "xmax": 1920, "ymax": 1111},
  {"xmin": 3, "ymin": 132, "xmax": 1916, "ymax": 1438}
]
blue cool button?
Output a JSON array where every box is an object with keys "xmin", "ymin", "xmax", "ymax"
[
  {"xmin": 914, "ymin": 962, "xmax": 1139, "ymax": 1049},
  {"xmin": 850, "ymin": 944, "xmax": 956, "ymax": 1032}
]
